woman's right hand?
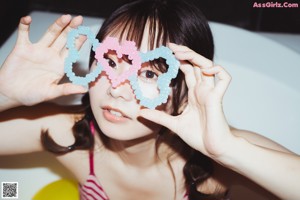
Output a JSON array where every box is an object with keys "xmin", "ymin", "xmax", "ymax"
[{"xmin": 0, "ymin": 15, "xmax": 87, "ymax": 109}]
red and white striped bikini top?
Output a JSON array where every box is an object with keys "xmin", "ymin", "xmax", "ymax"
[
  {"xmin": 79, "ymin": 122, "xmax": 189, "ymax": 200},
  {"xmin": 79, "ymin": 122, "xmax": 109, "ymax": 200}
]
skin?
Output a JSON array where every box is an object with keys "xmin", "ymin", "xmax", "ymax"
[{"xmin": 0, "ymin": 15, "xmax": 299, "ymax": 200}]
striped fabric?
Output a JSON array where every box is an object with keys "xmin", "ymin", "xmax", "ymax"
[
  {"xmin": 79, "ymin": 122, "xmax": 109, "ymax": 200},
  {"xmin": 79, "ymin": 175, "xmax": 188, "ymax": 200},
  {"xmin": 79, "ymin": 174, "xmax": 109, "ymax": 200}
]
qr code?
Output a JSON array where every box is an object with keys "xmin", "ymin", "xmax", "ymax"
[{"xmin": 1, "ymin": 182, "xmax": 18, "ymax": 199}]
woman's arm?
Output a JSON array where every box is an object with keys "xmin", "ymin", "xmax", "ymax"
[
  {"xmin": 197, "ymin": 128, "xmax": 295, "ymax": 198},
  {"xmin": 140, "ymin": 43, "xmax": 300, "ymax": 199},
  {"xmin": 220, "ymin": 134, "xmax": 300, "ymax": 199},
  {"xmin": 0, "ymin": 15, "xmax": 87, "ymax": 155},
  {"xmin": 0, "ymin": 15, "xmax": 86, "ymax": 112},
  {"xmin": 230, "ymin": 127, "xmax": 294, "ymax": 154},
  {"xmin": 0, "ymin": 103, "xmax": 77, "ymax": 155}
]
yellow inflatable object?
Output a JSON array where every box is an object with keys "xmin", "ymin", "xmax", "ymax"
[{"xmin": 32, "ymin": 179, "xmax": 79, "ymax": 200}]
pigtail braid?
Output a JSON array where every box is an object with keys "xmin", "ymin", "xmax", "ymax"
[{"xmin": 41, "ymin": 94, "xmax": 94, "ymax": 154}]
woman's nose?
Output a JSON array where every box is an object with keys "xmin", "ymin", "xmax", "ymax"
[{"xmin": 107, "ymin": 79, "xmax": 134, "ymax": 101}]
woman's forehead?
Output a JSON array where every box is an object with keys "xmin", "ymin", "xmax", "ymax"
[{"xmin": 104, "ymin": 19, "xmax": 165, "ymax": 52}]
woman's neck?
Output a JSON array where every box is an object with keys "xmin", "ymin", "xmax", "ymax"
[{"xmin": 112, "ymin": 133, "xmax": 162, "ymax": 169}]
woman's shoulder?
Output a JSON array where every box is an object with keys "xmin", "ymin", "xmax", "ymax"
[
  {"xmin": 4, "ymin": 102, "xmax": 85, "ymax": 147},
  {"xmin": 36, "ymin": 102, "xmax": 85, "ymax": 147}
]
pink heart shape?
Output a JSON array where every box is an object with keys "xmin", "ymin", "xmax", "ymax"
[{"xmin": 95, "ymin": 37, "xmax": 142, "ymax": 87}]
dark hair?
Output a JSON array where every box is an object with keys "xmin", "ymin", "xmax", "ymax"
[{"xmin": 42, "ymin": 0, "xmax": 225, "ymax": 199}]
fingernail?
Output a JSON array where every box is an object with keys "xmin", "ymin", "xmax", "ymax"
[
  {"xmin": 167, "ymin": 42, "xmax": 176, "ymax": 47},
  {"xmin": 61, "ymin": 14, "xmax": 71, "ymax": 23}
]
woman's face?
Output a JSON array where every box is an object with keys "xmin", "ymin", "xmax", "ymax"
[{"xmin": 89, "ymin": 30, "xmax": 171, "ymax": 141}]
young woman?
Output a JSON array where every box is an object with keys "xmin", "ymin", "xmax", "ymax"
[{"xmin": 1, "ymin": 0, "xmax": 299, "ymax": 199}]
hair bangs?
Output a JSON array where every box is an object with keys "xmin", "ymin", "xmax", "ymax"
[{"xmin": 97, "ymin": 10, "xmax": 171, "ymax": 74}]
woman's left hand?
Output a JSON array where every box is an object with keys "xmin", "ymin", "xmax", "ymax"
[
  {"xmin": 141, "ymin": 44, "xmax": 300, "ymax": 199},
  {"xmin": 139, "ymin": 43, "xmax": 236, "ymax": 160}
]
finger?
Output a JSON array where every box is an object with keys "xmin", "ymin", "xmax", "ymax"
[
  {"xmin": 139, "ymin": 109, "xmax": 177, "ymax": 133},
  {"xmin": 201, "ymin": 66, "xmax": 231, "ymax": 97},
  {"xmin": 49, "ymin": 83, "xmax": 88, "ymax": 99},
  {"xmin": 52, "ymin": 15, "xmax": 84, "ymax": 51},
  {"xmin": 16, "ymin": 16, "xmax": 32, "ymax": 45},
  {"xmin": 168, "ymin": 42, "xmax": 191, "ymax": 52},
  {"xmin": 170, "ymin": 43, "xmax": 203, "ymax": 82},
  {"xmin": 169, "ymin": 43, "xmax": 213, "ymax": 69},
  {"xmin": 176, "ymin": 50, "xmax": 214, "ymax": 87},
  {"xmin": 61, "ymin": 34, "xmax": 87, "ymax": 59},
  {"xmin": 38, "ymin": 14, "xmax": 72, "ymax": 46},
  {"xmin": 179, "ymin": 62, "xmax": 197, "ymax": 90},
  {"xmin": 169, "ymin": 43, "xmax": 214, "ymax": 87},
  {"xmin": 193, "ymin": 65, "xmax": 202, "ymax": 82}
]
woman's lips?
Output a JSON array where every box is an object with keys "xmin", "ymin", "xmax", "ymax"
[{"xmin": 102, "ymin": 106, "xmax": 130, "ymax": 123}]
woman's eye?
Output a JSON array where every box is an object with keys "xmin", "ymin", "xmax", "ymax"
[
  {"xmin": 106, "ymin": 58, "xmax": 116, "ymax": 68},
  {"xmin": 145, "ymin": 70, "xmax": 156, "ymax": 78},
  {"xmin": 139, "ymin": 70, "xmax": 158, "ymax": 82}
]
